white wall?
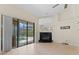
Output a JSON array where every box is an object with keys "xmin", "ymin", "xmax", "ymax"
[
  {"xmin": 38, "ymin": 17, "xmax": 53, "ymax": 32},
  {"xmin": 3, "ymin": 15, "xmax": 12, "ymax": 52},
  {"xmin": 53, "ymin": 4, "xmax": 79, "ymax": 47}
]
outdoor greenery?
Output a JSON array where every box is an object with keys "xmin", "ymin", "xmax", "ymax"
[
  {"xmin": 20, "ymin": 29, "xmax": 33, "ymax": 36},
  {"xmin": 19, "ymin": 29, "xmax": 33, "ymax": 40}
]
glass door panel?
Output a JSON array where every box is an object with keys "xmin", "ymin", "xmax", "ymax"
[
  {"xmin": 18, "ymin": 21, "xmax": 27, "ymax": 47},
  {"xmin": 28, "ymin": 22, "xmax": 34, "ymax": 44}
]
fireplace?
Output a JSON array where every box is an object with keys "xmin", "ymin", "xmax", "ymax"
[{"xmin": 39, "ymin": 32, "xmax": 52, "ymax": 42}]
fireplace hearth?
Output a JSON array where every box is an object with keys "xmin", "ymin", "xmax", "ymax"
[{"xmin": 39, "ymin": 32, "xmax": 52, "ymax": 42}]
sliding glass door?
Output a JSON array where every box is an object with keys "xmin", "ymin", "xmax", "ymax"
[
  {"xmin": 28, "ymin": 22, "xmax": 35, "ymax": 44},
  {"xmin": 18, "ymin": 20, "xmax": 28, "ymax": 47},
  {"xmin": 14, "ymin": 20, "xmax": 35, "ymax": 47}
]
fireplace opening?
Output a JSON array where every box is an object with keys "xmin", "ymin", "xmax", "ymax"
[{"xmin": 39, "ymin": 32, "xmax": 52, "ymax": 42}]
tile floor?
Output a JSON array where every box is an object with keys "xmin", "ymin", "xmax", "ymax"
[{"xmin": 1, "ymin": 43, "xmax": 79, "ymax": 55}]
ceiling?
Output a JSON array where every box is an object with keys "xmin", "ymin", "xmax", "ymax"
[{"xmin": 13, "ymin": 4, "xmax": 65, "ymax": 18}]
